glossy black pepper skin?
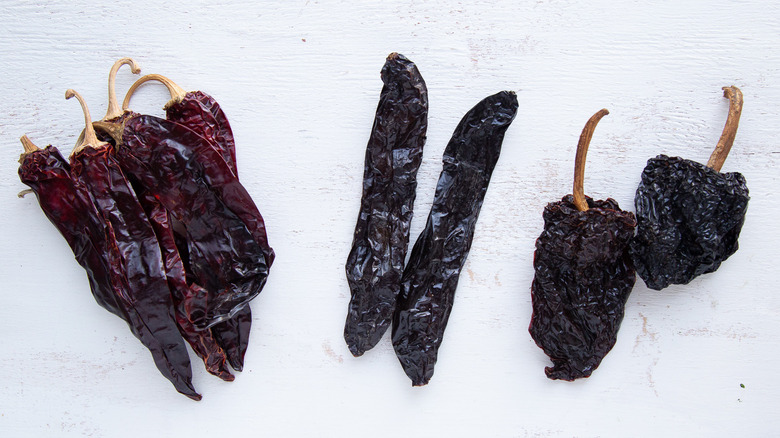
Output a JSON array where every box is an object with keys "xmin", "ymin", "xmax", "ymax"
[
  {"xmin": 631, "ymin": 155, "xmax": 749, "ymax": 290},
  {"xmin": 529, "ymin": 195, "xmax": 636, "ymax": 381},
  {"xmin": 392, "ymin": 90, "xmax": 518, "ymax": 386},
  {"xmin": 344, "ymin": 53, "xmax": 429, "ymax": 357}
]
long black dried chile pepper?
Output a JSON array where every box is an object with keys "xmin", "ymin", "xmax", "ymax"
[
  {"xmin": 67, "ymin": 90, "xmax": 200, "ymax": 400},
  {"xmin": 123, "ymin": 73, "xmax": 255, "ymax": 370},
  {"xmin": 529, "ymin": 109, "xmax": 636, "ymax": 381},
  {"xmin": 630, "ymin": 86, "xmax": 749, "ymax": 290},
  {"xmin": 344, "ymin": 52, "xmax": 429, "ymax": 357},
  {"xmin": 392, "ymin": 91, "xmax": 518, "ymax": 386}
]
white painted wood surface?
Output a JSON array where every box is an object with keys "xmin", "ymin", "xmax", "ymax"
[{"xmin": 1, "ymin": 0, "xmax": 778, "ymax": 436}]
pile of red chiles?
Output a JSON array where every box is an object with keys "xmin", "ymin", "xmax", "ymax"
[{"xmin": 18, "ymin": 58, "xmax": 273, "ymax": 400}]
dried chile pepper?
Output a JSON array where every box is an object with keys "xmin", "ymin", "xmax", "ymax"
[
  {"xmin": 115, "ymin": 68, "xmax": 235, "ymax": 379},
  {"xmin": 136, "ymin": 186, "xmax": 235, "ymax": 381},
  {"xmin": 123, "ymin": 73, "xmax": 236, "ymax": 174},
  {"xmin": 392, "ymin": 91, "xmax": 518, "ymax": 386},
  {"xmin": 122, "ymin": 73, "xmax": 255, "ymax": 370},
  {"xmin": 94, "ymin": 113, "xmax": 273, "ymax": 331},
  {"xmin": 344, "ymin": 53, "xmax": 429, "ymax": 357},
  {"xmin": 630, "ymin": 86, "xmax": 749, "ymax": 290},
  {"xmin": 18, "ymin": 137, "xmax": 121, "ymax": 317},
  {"xmin": 529, "ymin": 109, "xmax": 636, "ymax": 381},
  {"xmin": 67, "ymin": 90, "xmax": 200, "ymax": 400}
]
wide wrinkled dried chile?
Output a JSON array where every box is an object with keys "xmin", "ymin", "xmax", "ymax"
[
  {"xmin": 529, "ymin": 109, "xmax": 636, "ymax": 381},
  {"xmin": 530, "ymin": 196, "xmax": 636, "ymax": 380},
  {"xmin": 630, "ymin": 86, "xmax": 749, "ymax": 290}
]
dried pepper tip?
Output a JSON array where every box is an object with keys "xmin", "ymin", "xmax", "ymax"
[
  {"xmin": 572, "ymin": 109, "xmax": 610, "ymax": 211},
  {"xmin": 707, "ymin": 86, "xmax": 743, "ymax": 172},
  {"xmin": 122, "ymin": 73, "xmax": 187, "ymax": 112},
  {"xmin": 103, "ymin": 57, "xmax": 141, "ymax": 121},
  {"xmin": 66, "ymin": 89, "xmax": 108, "ymax": 156}
]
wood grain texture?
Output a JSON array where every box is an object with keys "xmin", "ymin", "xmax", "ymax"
[{"xmin": 1, "ymin": 0, "xmax": 779, "ymax": 436}]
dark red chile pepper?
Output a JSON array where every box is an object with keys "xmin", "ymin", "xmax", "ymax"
[
  {"xmin": 529, "ymin": 109, "xmax": 636, "ymax": 381},
  {"xmin": 630, "ymin": 87, "xmax": 749, "ymax": 290},
  {"xmin": 123, "ymin": 74, "xmax": 237, "ymax": 174},
  {"xmin": 67, "ymin": 90, "xmax": 200, "ymax": 400},
  {"xmin": 344, "ymin": 53, "xmax": 429, "ymax": 357},
  {"xmin": 392, "ymin": 91, "xmax": 518, "ymax": 386},
  {"xmin": 136, "ymin": 189, "xmax": 235, "ymax": 381},
  {"xmin": 123, "ymin": 73, "xmax": 256, "ymax": 370},
  {"xmin": 94, "ymin": 114, "xmax": 273, "ymax": 331},
  {"xmin": 115, "ymin": 67, "xmax": 235, "ymax": 379},
  {"xmin": 18, "ymin": 137, "xmax": 120, "ymax": 317}
]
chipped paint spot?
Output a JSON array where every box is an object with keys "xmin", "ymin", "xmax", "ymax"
[{"xmin": 322, "ymin": 341, "xmax": 344, "ymax": 364}]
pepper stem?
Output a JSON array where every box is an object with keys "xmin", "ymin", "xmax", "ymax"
[
  {"xmin": 707, "ymin": 86, "xmax": 743, "ymax": 172},
  {"xmin": 20, "ymin": 135, "xmax": 40, "ymax": 154},
  {"xmin": 92, "ymin": 121, "xmax": 123, "ymax": 145},
  {"xmin": 104, "ymin": 57, "xmax": 141, "ymax": 121},
  {"xmin": 67, "ymin": 89, "xmax": 105, "ymax": 155},
  {"xmin": 122, "ymin": 73, "xmax": 187, "ymax": 111},
  {"xmin": 572, "ymin": 108, "xmax": 610, "ymax": 212},
  {"xmin": 18, "ymin": 134, "xmax": 41, "ymax": 164}
]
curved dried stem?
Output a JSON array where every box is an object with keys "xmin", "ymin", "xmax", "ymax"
[
  {"xmin": 66, "ymin": 89, "xmax": 106, "ymax": 156},
  {"xmin": 573, "ymin": 108, "xmax": 610, "ymax": 212},
  {"xmin": 104, "ymin": 57, "xmax": 141, "ymax": 121},
  {"xmin": 707, "ymin": 86, "xmax": 743, "ymax": 172},
  {"xmin": 122, "ymin": 73, "xmax": 186, "ymax": 111}
]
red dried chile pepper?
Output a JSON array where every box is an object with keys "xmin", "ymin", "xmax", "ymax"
[
  {"xmin": 630, "ymin": 87, "xmax": 749, "ymax": 290},
  {"xmin": 114, "ymin": 68, "xmax": 235, "ymax": 380},
  {"xmin": 392, "ymin": 91, "xmax": 518, "ymax": 386},
  {"xmin": 67, "ymin": 90, "xmax": 200, "ymax": 399},
  {"xmin": 18, "ymin": 136, "xmax": 120, "ymax": 317},
  {"xmin": 123, "ymin": 73, "xmax": 255, "ymax": 370},
  {"xmin": 344, "ymin": 53, "xmax": 429, "ymax": 357},
  {"xmin": 529, "ymin": 109, "xmax": 636, "ymax": 381},
  {"xmin": 94, "ymin": 112, "xmax": 273, "ymax": 331},
  {"xmin": 123, "ymin": 74, "xmax": 236, "ymax": 174}
]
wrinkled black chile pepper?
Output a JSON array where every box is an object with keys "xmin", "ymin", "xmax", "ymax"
[
  {"xmin": 392, "ymin": 90, "xmax": 518, "ymax": 386},
  {"xmin": 630, "ymin": 155, "xmax": 749, "ymax": 290},
  {"xmin": 530, "ymin": 195, "xmax": 636, "ymax": 381},
  {"xmin": 344, "ymin": 53, "xmax": 429, "ymax": 357}
]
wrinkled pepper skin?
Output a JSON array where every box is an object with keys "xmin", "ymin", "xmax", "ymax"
[
  {"xmin": 111, "ymin": 115, "xmax": 273, "ymax": 330},
  {"xmin": 165, "ymin": 91, "xmax": 237, "ymax": 175},
  {"xmin": 137, "ymin": 187, "xmax": 234, "ymax": 381},
  {"xmin": 162, "ymin": 93, "xmax": 251, "ymax": 372},
  {"xmin": 71, "ymin": 146, "xmax": 200, "ymax": 400},
  {"xmin": 18, "ymin": 146, "xmax": 120, "ymax": 317},
  {"xmin": 344, "ymin": 53, "xmax": 429, "ymax": 357},
  {"xmin": 101, "ymin": 110, "xmax": 234, "ymax": 378},
  {"xmin": 529, "ymin": 195, "xmax": 636, "ymax": 381},
  {"xmin": 630, "ymin": 155, "xmax": 749, "ymax": 290},
  {"xmin": 392, "ymin": 91, "xmax": 518, "ymax": 386}
]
